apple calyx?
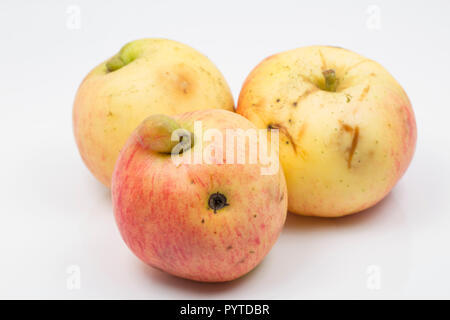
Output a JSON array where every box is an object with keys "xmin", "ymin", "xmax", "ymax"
[
  {"xmin": 137, "ymin": 114, "xmax": 193, "ymax": 154},
  {"xmin": 208, "ymin": 192, "xmax": 229, "ymax": 213},
  {"xmin": 322, "ymin": 69, "xmax": 338, "ymax": 92},
  {"xmin": 106, "ymin": 41, "xmax": 142, "ymax": 72}
]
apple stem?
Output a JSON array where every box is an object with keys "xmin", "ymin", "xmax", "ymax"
[
  {"xmin": 137, "ymin": 114, "xmax": 193, "ymax": 154},
  {"xmin": 322, "ymin": 69, "xmax": 338, "ymax": 92},
  {"xmin": 106, "ymin": 56, "xmax": 125, "ymax": 72},
  {"xmin": 105, "ymin": 41, "xmax": 142, "ymax": 72}
]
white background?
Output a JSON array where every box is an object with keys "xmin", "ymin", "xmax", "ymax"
[{"xmin": 1, "ymin": 0, "xmax": 449, "ymax": 299}]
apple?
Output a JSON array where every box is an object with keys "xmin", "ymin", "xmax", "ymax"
[
  {"xmin": 237, "ymin": 46, "xmax": 416, "ymax": 217},
  {"xmin": 112, "ymin": 109, "xmax": 287, "ymax": 282},
  {"xmin": 73, "ymin": 38, "xmax": 234, "ymax": 187}
]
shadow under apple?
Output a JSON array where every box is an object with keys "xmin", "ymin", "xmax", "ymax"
[
  {"xmin": 276, "ymin": 190, "xmax": 412, "ymax": 298},
  {"xmin": 138, "ymin": 255, "xmax": 268, "ymax": 297}
]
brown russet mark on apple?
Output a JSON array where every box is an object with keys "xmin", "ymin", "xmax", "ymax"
[
  {"xmin": 293, "ymin": 123, "xmax": 309, "ymax": 161},
  {"xmin": 347, "ymin": 126, "xmax": 359, "ymax": 168},
  {"xmin": 296, "ymin": 123, "xmax": 308, "ymax": 141},
  {"xmin": 294, "ymin": 88, "xmax": 318, "ymax": 106},
  {"xmin": 359, "ymin": 85, "xmax": 370, "ymax": 101},
  {"xmin": 160, "ymin": 67, "xmax": 195, "ymax": 97},
  {"xmin": 341, "ymin": 123, "xmax": 354, "ymax": 133},
  {"xmin": 177, "ymin": 74, "xmax": 192, "ymax": 94},
  {"xmin": 268, "ymin": 123, "xmax": 297, "ymax": 154},
  {"xmin": 339, "ymin": 122, "xmax": 360, "ymax": 168}
]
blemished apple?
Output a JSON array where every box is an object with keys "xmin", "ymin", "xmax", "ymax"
[
  {"xmin": 237, "ymin": 46, "xmax": 416, "ymax": 217},
  {"xmin": 73, "ymin": 38, "xmax": 234, "ymax": 187},
  {"xmin": 112, "ymin": 109, "xmax": 287, "ymax": 282}
]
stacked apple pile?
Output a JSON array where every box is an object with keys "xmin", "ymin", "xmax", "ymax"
[{"xmin": 73, "ymin": 39, "xmax": 416, "ymax": 282}]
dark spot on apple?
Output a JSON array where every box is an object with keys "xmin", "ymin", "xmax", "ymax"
[
  {"xmin": 348, "ymin": 126, "xmax": 360, "ymax": 168},
  {"xmin": 227, "ymin": 245, "xmax": 232, "ymax": 250},
  {"xmin": 276, "ymin": 98, "xmax": 280, "ymax": 103},
  {"xmin": 253, "ymin": 214, "xmax": 257, "ymax": 218},
  {"xmin": 292, "ymin": 102, "xmax": 298, "ymax": 107},
  {"xmin": 268, "ymin": 123, "xmax": 297, "ymax": 154},
  {"xmin": 201, "ymin": 218, "xmax": 205, "ymax": 224},
  {"xmin": 208, "ymin": 192, "xmax": 229, "ymax": 213}
]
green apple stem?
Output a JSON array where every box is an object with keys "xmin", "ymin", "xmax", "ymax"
[
  {"xmin": 106, "ymin": 56, "xmax": 125, "ymax": 72},
  {"xmin": 322, "ymin": 69, "xmax": 338, "ymax": 92},
  {"xmin": 137, "ymin": 114, "xmax": 193, "ymax": 154},
  {"xmin": 106, "ymin": 41, "xmax": 143, "ymax": 72}
]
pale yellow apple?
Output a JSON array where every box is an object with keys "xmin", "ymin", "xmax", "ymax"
[
  {"xmin": 73, "ymin": 38, "xmax": 234, "ymax": 186},
  {"xmin": 237, "ymin": 46, "xmax": 416, "ymax": 217}
]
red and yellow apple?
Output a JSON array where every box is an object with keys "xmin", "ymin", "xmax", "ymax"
[
  {"xmin": 112, "ymin": 109, "xmax": 287, "ymax": 282},
  {"xmin": 73, "ymin": 38, "xmax": 234, "ymax": 187},
  {"xmin": 237, "ymin": 46, "xmax": 416, "ymax": 217}
]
